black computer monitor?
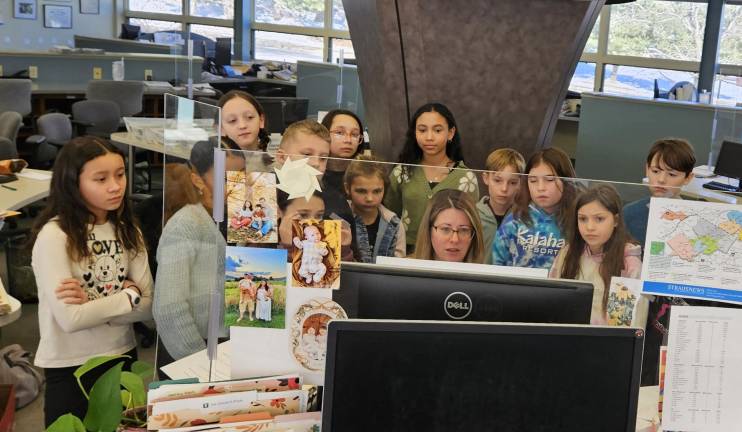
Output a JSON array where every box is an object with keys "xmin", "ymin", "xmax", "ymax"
[
  {"xmin": 714, "ymin": 140, "xmax": 742, "ymax": 186},
  {"xmin": 120, "ymin": 23, "xmax": 141, "ymax": 40},
  {"xmin": 255, "ymin": 97, "xmax": 310, "ymax": 134},
  {"xmin": 333, "ymin": 262, "xmax": 594, "ymax": 324},
  {"xmin": 323, "ymin": 320, "xmax": 643, "ymax": 432},
  {"xmin": 215, "ymin": 37, "xmax": 232, "ymax": 67}
]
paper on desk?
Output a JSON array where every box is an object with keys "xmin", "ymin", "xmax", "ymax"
[
  {"xmin": 161, "ymin": 340, "xmax": 231, "ymax": 382},
  {"xmin": 16, "ymin": 171, "xmax": 51, "ymax": 181},
  {"xmin": 662, "ymin": 306, "xmax": 742, "ymax": 431}
]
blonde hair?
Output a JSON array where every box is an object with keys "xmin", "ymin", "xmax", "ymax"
[
  {"xmin": 484, "ymin": 148, "xmax": 526, "ymax": 173},
  {"xmin": 414, "ymin": 189, "xmax": 485, "ymax": 263},
  {"xmin": 279, "ymin": 119, "xmax": 331, "ymax": 150},
  {"xmin": 343, "ymin": 155, "xmax": 389, "ymax": 192}
]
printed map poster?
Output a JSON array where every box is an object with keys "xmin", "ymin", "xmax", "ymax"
[{"xmin": 642, "ymin": 197, "xmax": 742, "ymax": 304}]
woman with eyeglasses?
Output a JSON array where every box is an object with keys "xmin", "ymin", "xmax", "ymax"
[
  {"xmin": 414, "ymin": 189, "xmax": 485, "ymax": 263},
  {"xmin": 320, "ymin": 109, "xmax": 365, "ymax": 195}
]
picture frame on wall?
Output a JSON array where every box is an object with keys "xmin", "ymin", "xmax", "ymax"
[
  {"xmin": 80, "ymin": 0, "xmax": 99, "ymax": 15},
  {"xmin": 43, "ymin": 4, "xmax": 72, "ymax": 29},
  {"xmin": 13, "ymin": 0, "xmax": 37, "ymax": 20}
]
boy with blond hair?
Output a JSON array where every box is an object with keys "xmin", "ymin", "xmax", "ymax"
[
  {"xmin": 276, "ymin": 119, "xmax": 357, "ymax": 260},
  {"xmin": 478, "ymin": 148, "xmax": 526, "ymax": 264}
]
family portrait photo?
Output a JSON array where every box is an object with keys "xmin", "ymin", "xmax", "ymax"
[
  {"xmin": 224, "ymin": 246, "xmax": 287, "ymax": 329},
  {"xmin": 290, "ymin": 298, "xmax": 347, "ymax": 372},
  {"xmin": 226, "ymin": 171, "xmax": 279, "ymax": 244},
  {"xmin": 291, "ymin": 219, "xmax": 342, "ymax": 289}
]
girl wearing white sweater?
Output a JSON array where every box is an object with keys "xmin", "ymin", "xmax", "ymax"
[{"xmin": 30, "ymin": 137, "xmax": 153, "ymax": 427}]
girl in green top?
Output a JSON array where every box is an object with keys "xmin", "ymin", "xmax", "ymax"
[{"xmin": 383, "ymin": 102, "xmax": 479, "ymax": 254}]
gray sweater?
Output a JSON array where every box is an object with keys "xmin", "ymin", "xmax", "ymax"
[{"xmin": 154, "ymin": 204, "xmax": 226, "ymax": 360}]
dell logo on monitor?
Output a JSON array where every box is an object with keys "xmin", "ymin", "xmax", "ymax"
[{"xmin": 444, "ymin": 292, "xmax": 472, "ymax": 320}]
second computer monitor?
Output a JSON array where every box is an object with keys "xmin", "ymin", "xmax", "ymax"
[
  {"xmin": 334, "ymin": 262, "xmax": 593, "ymax": 324},
  {"xmin": 715, "ymin": 140, "xmax": 742, "ymax": 182}
]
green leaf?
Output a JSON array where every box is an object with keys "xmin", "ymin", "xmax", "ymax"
[
  {"xmin": 120, "ymin": 371, "xmax": 146, "ymax": 407},
  {"xmin": 46, "ymin": 413, "xmax": 86, "ymax": 432},
  {"xmin": 74, "ymin": 355, "xmax": 131, "ymax": 381},
  {"xmin": 83, "ymin": 361, "xmax": 124, "ymax": 432},
  {"xmin": 121, "ymin": 389, "xmax": 132, "ymax": 410},
  {"xmin": 130, "ymin": 360, "xmax": 154, "ymax": 380}
]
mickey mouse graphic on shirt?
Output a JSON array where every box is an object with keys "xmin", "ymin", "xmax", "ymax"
[{"xmin": 83, "ymin": 233, "xmax": 127, "ymax": 300}]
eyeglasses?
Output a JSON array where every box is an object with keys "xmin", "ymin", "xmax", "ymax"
[
  {"xmin": 432, "ymin": 225, "xmax": 474, "ymax": 239},
  {"xmin": 330, "ymin": 130, "xmax": 363, "ymax": 143}
]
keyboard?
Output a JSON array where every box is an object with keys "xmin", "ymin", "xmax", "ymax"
[{"xmin": 702, "ymin": 181, "xmax": 741, "ymax": 192}]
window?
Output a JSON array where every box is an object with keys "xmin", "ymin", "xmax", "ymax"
[
  {"xmin": 128, "ymin": 0, "xmax": 182, "ymax": 15},
  {"xmin": 585, "ymin": 15, "xmax": 599, "ymax": 54},
  {"xmin": 125, "ymin": 0, "xmax": 233, "ymax": 57},
  {"xmin": 128, "ymin": 18, "xmax": 182, "ymax": 34},
  {"xmin": 332, "ymin": 0, "xmax": 349, "ymax": 30},
  {"xmin": 607, "ymin": 0, "xmax": 707, "ymax": 62},
  {"xmin": 190, "ymin": 0, "xmax": 233, "ymax": 19},
  {"xmin": 603, "ymin": 65, "xmax": 698, "ymax": 98},
  {"xmin": 254, "ymin": 31, "xmax": 324, "ymax": 63},
  {"xmin": 331, "ymin": 39, "xmax": 355, "ymax": 63},
  {"xmin": 720, "ymin": 4, "xmax": 742, "ymax": 65},
  {"xmin": 569, "ymin": 62, "xmax": 596, "ymax": 93},
  {"xmin": 255, "ymin": 0, "xmax": 324, "ymax": 28},
  {"xmin": 714, "ymin": 74, "xmax": 742, "ymax": 107},
  {"xmin": 191, "ymin": 24, "xmax": 234, "ymax": 42}
]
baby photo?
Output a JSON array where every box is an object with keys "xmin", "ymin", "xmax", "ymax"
[
  {"xmin": 224, "ymin": 246, "xmax": 287, "ymax": 329},
  {"xmin": 226, "ymin": 171, "xmax": 278, "ymax": 244},
  {"xmin": 291, "ymin": 219, "xmax": 342, "ymax": 289}
]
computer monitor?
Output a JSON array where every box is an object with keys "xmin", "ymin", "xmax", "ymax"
[
  {"xmin": 323, "ymin": 320, "xmax": 643, "ymax": 432},
  {"xmin": 255, "ymin": 97, "xmax": 310, "ymax": 134},
  {"xmin": 714, "ymin": 140, "xmax": 742, "ymax": 190},
  {"xmin": 120, "ymin": 23, "xmax": 141, "ymax": 40},
  {"xmin": 333, "ymin": 262, "xmax": 593, "ymax": 324},
  {"xmin": 215, "ymin": 37, "xmax": 232, "ymax": 67}
]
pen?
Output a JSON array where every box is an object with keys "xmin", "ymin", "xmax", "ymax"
[{"xmin": 1, "ymin": 185, "xmax": 16, "ymax": 191}]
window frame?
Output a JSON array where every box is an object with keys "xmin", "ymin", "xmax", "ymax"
[
  {"xmin": 250, "ymin": 0, "xmax": 351, "ymax": 62},
  {"xmin": 124, "ymin": 0, "xmax": 234, "ymax": 39}
]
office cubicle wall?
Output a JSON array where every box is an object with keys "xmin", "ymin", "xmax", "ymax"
[
  {"xmin": 296, "ymin": 61, "xmax": 365, "ymax": 122},
  {"xmin": 343, "ymin": 0, "xmax": 604, "ymax": 166},
  {"xmin": 0, "ymin": 51, "xmax": 202, "ymax": 87},
  {"xmin": 575, "ymin": 93, "xmax": 722, "ymax": 200},
  {"xmin": 74, "ymin": 36, "xmax": 176, "ymax": 55}
]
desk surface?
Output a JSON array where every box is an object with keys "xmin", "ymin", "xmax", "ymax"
[
  {"xmin": 110, "ymin": 132, "xmax": 191, "ymax": 160},
  {"xmin": 31, "ymin": 83, "xmax": 216, "ymax": 97},
  {"xmin": 1, "ymin": 169, "xmax": 51, "ymax": 211},
  {"xmin": 0, "ymin": 279, "xmax": 21, "ymax": 328},
  {"xmin": 682, "ymin": 175, "xmax": 741, "ymax": 205}
]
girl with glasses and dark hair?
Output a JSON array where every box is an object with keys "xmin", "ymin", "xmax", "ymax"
[
  {"xmin": 384, "ymin": 102, "xmax": 479, "ymax": 255},
  {"xmin": 321, "ymin": 109, "xmax": 365, "ymax": 194}
]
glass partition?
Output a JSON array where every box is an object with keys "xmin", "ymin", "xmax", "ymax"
[
  {"xmin": 154, "ymin": 95, "xmax": 223, "ymax": 380},
  {"xmin": 154, "ymin": 99, "xmax": 719, "ymax": 388}
]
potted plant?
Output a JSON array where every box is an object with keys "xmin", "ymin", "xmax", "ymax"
[{"xmin": 46, "ymin": 355, "xmax": 153, "ymax": 432}]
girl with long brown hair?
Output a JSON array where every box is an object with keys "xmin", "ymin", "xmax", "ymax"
[
  {"xmin": 492, "ymin": 147, "xmax": 577, "ymax": 269},
  {"xmin": 549, "ymin": 184, "xmax": 643, "ymax": 324},
  {"xmin": 29, "ymin": 136, "xmax": 153, "ymax": 426}
]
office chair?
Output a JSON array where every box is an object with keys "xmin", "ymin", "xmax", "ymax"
[
  {"xmin": 86, "ymin": 80, "xmax": 145, "ymax": 117},
  {"xmin": 0, "ymin": 112, "xmax": 23, "ymax": 159},
  {"xmin": 71, "ymin": 100, "xmax": 121, "ymax": 137},
  {"xmin": 0, "ymin": 79, "xmax": 32, "ymax": 117}
]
